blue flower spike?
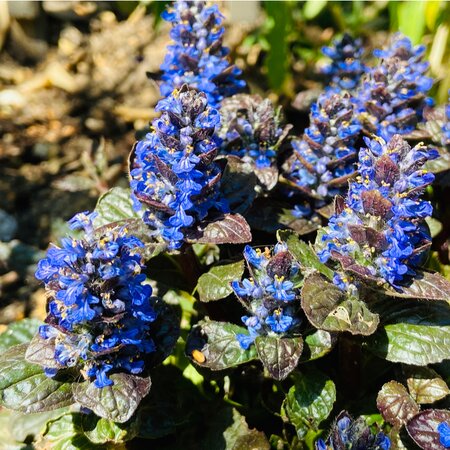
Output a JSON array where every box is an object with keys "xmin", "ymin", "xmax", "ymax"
[
  {"xmin": 317, "ymin": 134, "xmax": 438, "ymax": 289},
  {"xmin": 286, "ymin": 91, "xmax": 361, "ymax": 203},
  {"xmin": 232, "ymin": 243, "xmax": 302, "ymax": 349},
  {"xmin": 160, "ymin": 0, "xmax": 245, "ymax": 107},
  {"xmin": 357, "ymin": 33, "xmax": 433, "ymax": 141},
  {"xmin": 36, "ymin": 211, "xmax": 158, "ymax": 388},
  {"xmin": 322, "ymin": 33, "xmax": 367, "ymax": 92},
  {"xmin": 130, "ymin": 85, "xmax": 229, "ymax": 250}
]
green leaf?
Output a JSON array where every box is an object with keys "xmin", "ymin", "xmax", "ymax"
[
  {"xmin": 277, "ymin": 230, "xmax": 334, "ymax": 279},
  {"xmin": 303, "ymin": 0, "xmax": 327, "ymax": 19},
  {"xmin": 264, "ymin": 2, "xmax": 291, "ymax": 92},
  {"xmin": 0, "ymin": 407, "xmax": 69, "ymax": 449},
  {"xmin": 281, "ymin": 369, "xmax": 336, "ymax": 438},
  {"xmin": 9, "ymin": 408, "xmax": 69, "ymax": 443},
  {"xmin": 300, "ymin": 329, "xmax": 336, "ymax": 362},
  {"xmin": 382, "ymin": 270, "xmax": 450, "ymax": 301},
  {"xmin": 81, "ymin": 415, "xmax": 139, "ymax": 444},
  {"xmin": 398, "ymin": 1, "xmax": 426, "ymax": 44},
  {"xmin": 93, "ymin": 186, "xmax": 140, "ymax": 227},
  {"xmin": 200, "ymin": 407, "xmax": 270, "ymax": 450},
  {"xmin": 255, "ymin": 335, "xmax": 303, "ymax": 380},
  {"xmin": 186, "ymin": 320, "xmax": 257, "ymax": 370},
  {"xmin": 406, "ymin": 409, "xmax": 450, "ymax": 449},
  {"xmin": 25, "ymin": 334, "xmax": 61, "ymax": 369},
  {"xmin": 404, "ymin": 366, "xmax": 450, "ymax": 405},
  {"xmin": 72, "ymin": 373, "xmax": 151, "ymax": 423},
  {"xmin": 197, "ymin": 260, "xmax": 245, "ymax": 302},
  {"xmin": 0, "ymin": 319, "xmax": 41, "ymax": 351},
  {"xmin": 376, "ymin": 381, "xmax": 419, "ymax": 428},
  {"xmin": 367, "ymin": 301, "xmax": 450, "ymax": 365},
  {"xmin": 301, "ymin": 273, "xmax": 379, "ymax": 336},
  {"xmin": 40, "ymin": 413, "xmax": 103, "ymax": 450},
  {"xmin": 0, "ymin": 344, "xmax": 74, "ymax": 413},
  {"xmin": 185, "ymin": 214, "xmax": 252, "ymax": 244}
]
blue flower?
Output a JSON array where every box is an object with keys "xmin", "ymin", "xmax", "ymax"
[
  {"xmin": 438, "ymin": 422, "xmax": 450, "ymax": 448},
  {"xmin": 232, "ymin": 244, "xmax": 301, "ymax": 348},
  {"xmin": 160, "ymin": 0, "xmax": 245, "ymax": 107},
  {"xmin": 35, "ymin": 213, "xmax": 157, "ymax": 388},
  {"xmin": 317, "ymin": 135, "xmax": 437, "ymax": 288},
  {"xmin": 322, "ymin": 33, "xmax": 367, "ymax": 91},
  {"xmin": 130, "ymin": 86, "xmax": 229, "ymax": 250},
  {"xmin": 265, "ymin": 309, "xmax": 293, "ymax": 333}
]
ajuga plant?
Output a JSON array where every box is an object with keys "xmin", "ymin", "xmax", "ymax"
[
  {"xmin": 232, "ymin": 244, "xmax": 302, "ymax": 349},
  {"xmin": 285, "ymin": 90, "xmax": 361, "ymax": 205},
  {"xmin": 130, "ymin": 85, "xmax": 251, "ymax": 250},
  {"xmin": 130, "ymin": 85, "xmax": 227, "ymax": 250},
  {"xmin": 356, "ymin": 33, "xmax": 434, "ymax": 141},
  {"xmin": 0, "ymin": 211, "xmax": 180, "ymax": 424},
  {"xmin": 283, "ymin": 33, "xmax": 435, "ymax": 214},
  {"xmin": 316, "ymin": 134, "xmax": 437, "ymax": 289},
  {"xmin": 34, "ymin": 212, "xmax": 158, "ymax": 388},
  {"xmin": 321, "ymin": 33, "xmax": 367, "ymax": 92},
  {"xmin": 4, "ymin": 2, "xmax": 450, "ymax": 449},
  {"xmin": 160, "ymin": 0, "xmax": 245, "ymax": 107}
]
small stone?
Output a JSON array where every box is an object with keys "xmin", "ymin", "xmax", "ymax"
[{"xmin": 0, "ymin": 210, "xmax": 17, "ymax": 242}]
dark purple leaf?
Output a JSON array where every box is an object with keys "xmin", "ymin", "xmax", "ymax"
[
  {"xmin": 384, "ymin": 271, "xmax": 450, "ymax": 301},
  {"xmin": 73, "ymin": 373, "xmax": 151, "ymax": 423},
  {"xmin": 361, "ymin": 190, "xmax": 392, "ymax": 217},
  {"xmin": 376, "ymin": 381, "xmax": 419, "ymax": 428},
  {"xmin": 348, "ymin": 225, "xmax": 387, "ymax": 251},
  {"xmin": 254, "ymin": 335, "xmax": 303, "ymax": 380},
  {"xmin": 185, "ymin": 213, "xmax": 252, "ymax": 244},
  {"xmin": 374, "ymin": 154, "xmax": 400, "ymax": 185},
  {"xmin": 301, "ymin": 273, "xmax": 379, "ymax": 335},
  {"xmin": 406, "ymin": 409, "xmax": 450, "ymax": 450}
]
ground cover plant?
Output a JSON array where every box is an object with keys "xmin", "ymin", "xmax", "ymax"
[{"xmin": 1, "ymin": 1, "xmax": 450, "ymax": 449}]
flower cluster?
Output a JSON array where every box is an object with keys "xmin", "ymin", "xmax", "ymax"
[
  {"xmin": 219, "ymin": 94, "xmax": 289, "ymax": 169},
  {"xmin": 160, "ymin": 0, "xmax": 245, "ymax": 107},
  {"xmin": 356, "ymin": 33, "xmax": 433, "ymax": 141},
  {"xmin": 232, "ymin": 244, "xmax": 301, "ymax": 349},
  {"xmin": 35, "ymin": 212, "xmax": 157, "ymax": 388},
  {"xmin": 317, "ymin": 135, "xmax": 437, "ymax": 288},
  {"xmin": 130, "ymin": 86, "xmax": 228, "ymax": 250},
  {"xmin": 286, "ymin": 91, "xmax": 361, "ymax": 203},
  {"xmin": 322, "ymin": 33, "xmax": 367, "ymax": 92},
  {"xmin": 316, "ymin": 412, "xmax": 391, "ymax": 450}
]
